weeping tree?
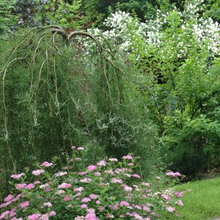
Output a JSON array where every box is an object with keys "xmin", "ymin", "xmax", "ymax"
[{"xmin": 0, "ymin": 27, "xmax": 159, "ymax": 196}]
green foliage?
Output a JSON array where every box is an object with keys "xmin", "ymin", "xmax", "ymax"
[
  {"xmin": 43, "ymin": 0, "xmax": 83, "ymax": 29},
  {"xmin": 128, "ymin": 5, "xmax": 220, "ymax": 177},
  {"xmin": 0, "ymin": 28, "xmax": 159, "ymax": 195},
  {"xmin": 205, "ymin": 0, "xmax": 220, "ymax": 22},
  {"xmin": 15, "ymin": 0, "xmax": 83, "ymax": 29},
  {"xmin": 116, "ymin": 0, "xmax": 157, "ymax": 20},
  {"xmin": 0, "ymin": 0, "xmax": 17, "ymax": 35}
]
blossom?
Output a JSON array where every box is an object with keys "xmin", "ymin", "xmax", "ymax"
[
  {"xmin": 96, "ymin": 200, "xmax": 101, "ymax": 204},
  {"xmin": 81, "ymin": 197, "xmax": 91, "ymax": 203},
  {"xmin": 77, "ymin": 147, "xmax": 84, "ymax": 151},
  {"xmin": 87, "ymin": 165, "xmax": 97, "ymax": 171},
  {"xmin": 4, "ymin": 194, "xmax": 14, "ymax": 202},
  {"xmin": 128, "ymin": 163, "xmax": 134, "ymax": 166},
  {"xmin": 41, "ymin": 161, "xmax": 53, "ymax": 167},
  {"xmin": 98, "ymin": 206, "xmax": 105, "ymax": 212},
  {"xmin": 80, "ymin": 178, "xmax": 92, "ymax": 183},
  {"xmin": 174, "ymin": 172, "xmax": 181, "ymax": 176},
  {"xmin": 0, "ymin": 211, "xmax": 10, "ymax": 219},
  {"xmin": 111, "ymin": 178, "xmax": 123, "ymax": 183},
  {"xmin": 39, "ymin": 183, "xmax": 50, "ymax": 189},
  {"xmin": 174, "ymin": 191, "xmax": 183, "ymax": 197},
  {"xmin": 123, "ymin": 185, "xmax": 133, "ymax": 192},
  {"xmin": 94, "ymin": 172, "xmax": 101, "ymax": 176},
  {"xmin": 11, "ymin": 173, "xmax": 25, "ymax": 179},
  {"xmin": 49, "ymin": 211, "xmax": 56, "ymax": 217},
  {"xmin": 78, "ymin": 172, "xmax": 87, "ymax": 176},
  {"xmin": 108, "ymin": 158, "xmax": 118, "ymax": 162},
  {"xmin": 34, "ymin": 181, "xmax": 41, "ymax": 185},
  {"xmin": 58, "ymin": 183, "xmax": 72, "ymax": 189},
  {"xmin": 161, "ymin": 193, "xmax": 171, "ymax": 201},
  {"xmin": 132, "ymin": 174, "xmax": 141, "ymax": 178},
  {"xmin": 28, "ymin": 214, "xmax": 41, "ymax": 220},
  {"xmin": 143, "ymin": 205, "xmax": 151, "ymax": 212},
  {"xmin": 16, "ymin": 183, "xmax": 27, "ymax": 189},
  {"xmin": 55, "ymin": 171, "xmax": 68, "ymax": 177},
  {"xmin": 176, "ymin": 200, "xmax": 184, "ymax": 206},
  {"xmin": 25, "ymin": 183, "xmax": 35, "ymax": 189},
  {"xmin": 109, "ymin": 204, "xmax": 118, "ymax": 210},
  {"xmin": 32, "ymin": 169, "xmax": 45, "ymax": 176},
  {"xmin": 74, "ymin": 187, "xmax": 84, "ymax": 192},
  {"xmin": 119, "ymin": 201, "xmax": 130, "ymax": 207},
  {"xmin": 106, "ymin": 214, "xmax": 114, "ymax": 218},
  {"xmin": 122, "ymin": 155, "xmax": 133, "ymax": 160},
  {"xmin": 75, "ymin": 216, "xmax": 85, "ymax": 220},
  {"xmin": 43, "ymin": 202, "xmax": 52, "ymax": 207},
  {"xmin": 39, "ymin": 214, "xmax": 49, "ymax": 220},
  {"xmin": 141, "ymin": 182, "xmax": 150, "ymax": 187},
  {"xmin": 97, "ymin": 160, "xmax": 106, "ymax": 166},
  {"xmin": 80, "ymin": 204, "xmax": 87, "ymax": 208},
  {"xmin": 71, "ymin": 145, "xmax": 76, "ymax": 150},
  {"xmin": 89, "ymin": 194, "xmax": 98, "ymax": 199},
  {"xmin": 166, "ymin": 171, "xmax": 181, "ymax": 177},
  {"xmin": 64, "ymin": 196, "xmax": 71, "ymax": 201},
  {"xmin": 55, "ymin": 190, "xmax": 65, "ymax": 195},
  {"xmin": 166, "ymin": 206, "xmax": 176, "ymax": 212},
  {"xmin": 85, "ymin": 212, "xmax": 98, "ymax": 220},
  {"xmin": 11, "ymin": 217, "xmax": 23, "ymax": 220},
  {"xmin": 104, "ymin": 170, "xmax": 114, "ymax": 175},
  {"xmin": 19, "ymin": 200, "xmax": 30, "ymax": 208}
]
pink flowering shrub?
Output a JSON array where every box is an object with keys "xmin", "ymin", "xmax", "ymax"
[{"xmin": 0, "ymin": 146, "xmax": 184, "ymax": 219}]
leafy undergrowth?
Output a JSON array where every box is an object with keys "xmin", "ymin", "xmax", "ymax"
[
  {"xmin": 0, "ymin": 146, "xmax": 184, "ymax": 220},
  {"xmin": 175, "ymin": 177, "xmax": 220, "ymax": 220}
]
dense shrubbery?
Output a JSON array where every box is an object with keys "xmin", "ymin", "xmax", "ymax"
[
  {"xmin": 0, "ymin": 28, "xmax": 159, "ymax": 196},
  {"xmin": 0, "ymin": 146, "xmax": 184, "ymax": 219},
  {"xmin": 88, "ymin": 0, "xmax": 220, "ymax": 177},
  {"xmin": 1, "ymin": 0, "xmax": 220, "ymax": 202}
]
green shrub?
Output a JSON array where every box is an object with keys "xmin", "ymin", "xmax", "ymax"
[{"xmin": 0, "ymin": 28, "xmax": 159, "ymax": 195}]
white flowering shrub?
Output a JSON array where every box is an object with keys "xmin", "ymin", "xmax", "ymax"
[
  {"xmin": 87, "ymin": 0, "xmax": 219, "ymax": 59},
  {"xmin": 85, "ymin": 0, "xmax": 220, "ymax": 177}
]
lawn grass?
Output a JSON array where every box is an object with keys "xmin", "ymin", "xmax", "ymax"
[{"xmin": 175, "ymin": 177, "xmax": 220, "ymax": 220}]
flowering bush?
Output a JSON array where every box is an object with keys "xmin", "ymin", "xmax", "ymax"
[
  {"xmin": 0, "ymin": 146, "xmax": 183, "ymax": 219},
  {"xmin": 88, "ymin": 0, "xmax": 220, "ymax": 59}
]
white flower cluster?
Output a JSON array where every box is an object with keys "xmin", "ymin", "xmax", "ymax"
[
  {"xmin": 86, "ymin": 1, "xmax": 220, "ymax": 59},
  {"xmin": 88, "ymin": 11, "xmax": 147, "ymax": 53},
  {"xmin": 192, "ymin": 18, "xmax": 220, "ymax": 54},
  {"xmin": 184, "ymin": 0, "xmax": 205, "ymax": 17}
]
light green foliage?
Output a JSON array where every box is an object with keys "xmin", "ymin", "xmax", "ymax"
[
  {"xmin": 205, "ymin": 0, "xmax": 220, "ymax": 22},
  {"xmin": 43, "ymin": 0, "xmax": 83, "ymax": 29}
]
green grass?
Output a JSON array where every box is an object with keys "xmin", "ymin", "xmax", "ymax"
[{"xmin": 175, "ymin": 177, "xmax": 220, "ymax": 220}]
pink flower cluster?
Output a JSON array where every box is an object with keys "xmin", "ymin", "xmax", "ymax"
[
  {"xmin": 0, "ymin": 146, "xmax": 184, "ymax": 220},
  {"xmin": 41, "ymin": 161, "xmax": 53, "ymax": 167},
  {"xmin": 122, "ymin": 155, "xmax": 133, "ymax": 160},
  {"xmin": 87, "ymin": 165, "xmax": 97, "ymax": 171},
  {"xmin": 58, "ymin": 183, "xmax": 72, "ymax": 189},
  {"xmin": 11, "ymin": 173, "xmax": 25, "ymax": 179},
  {"xmin": 166, "ymin": 171, "xmax": 181, "ymax": 177},
  {"xmin": 32, "ymin": 170, "xmax": 45, "ymax": 176}
]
